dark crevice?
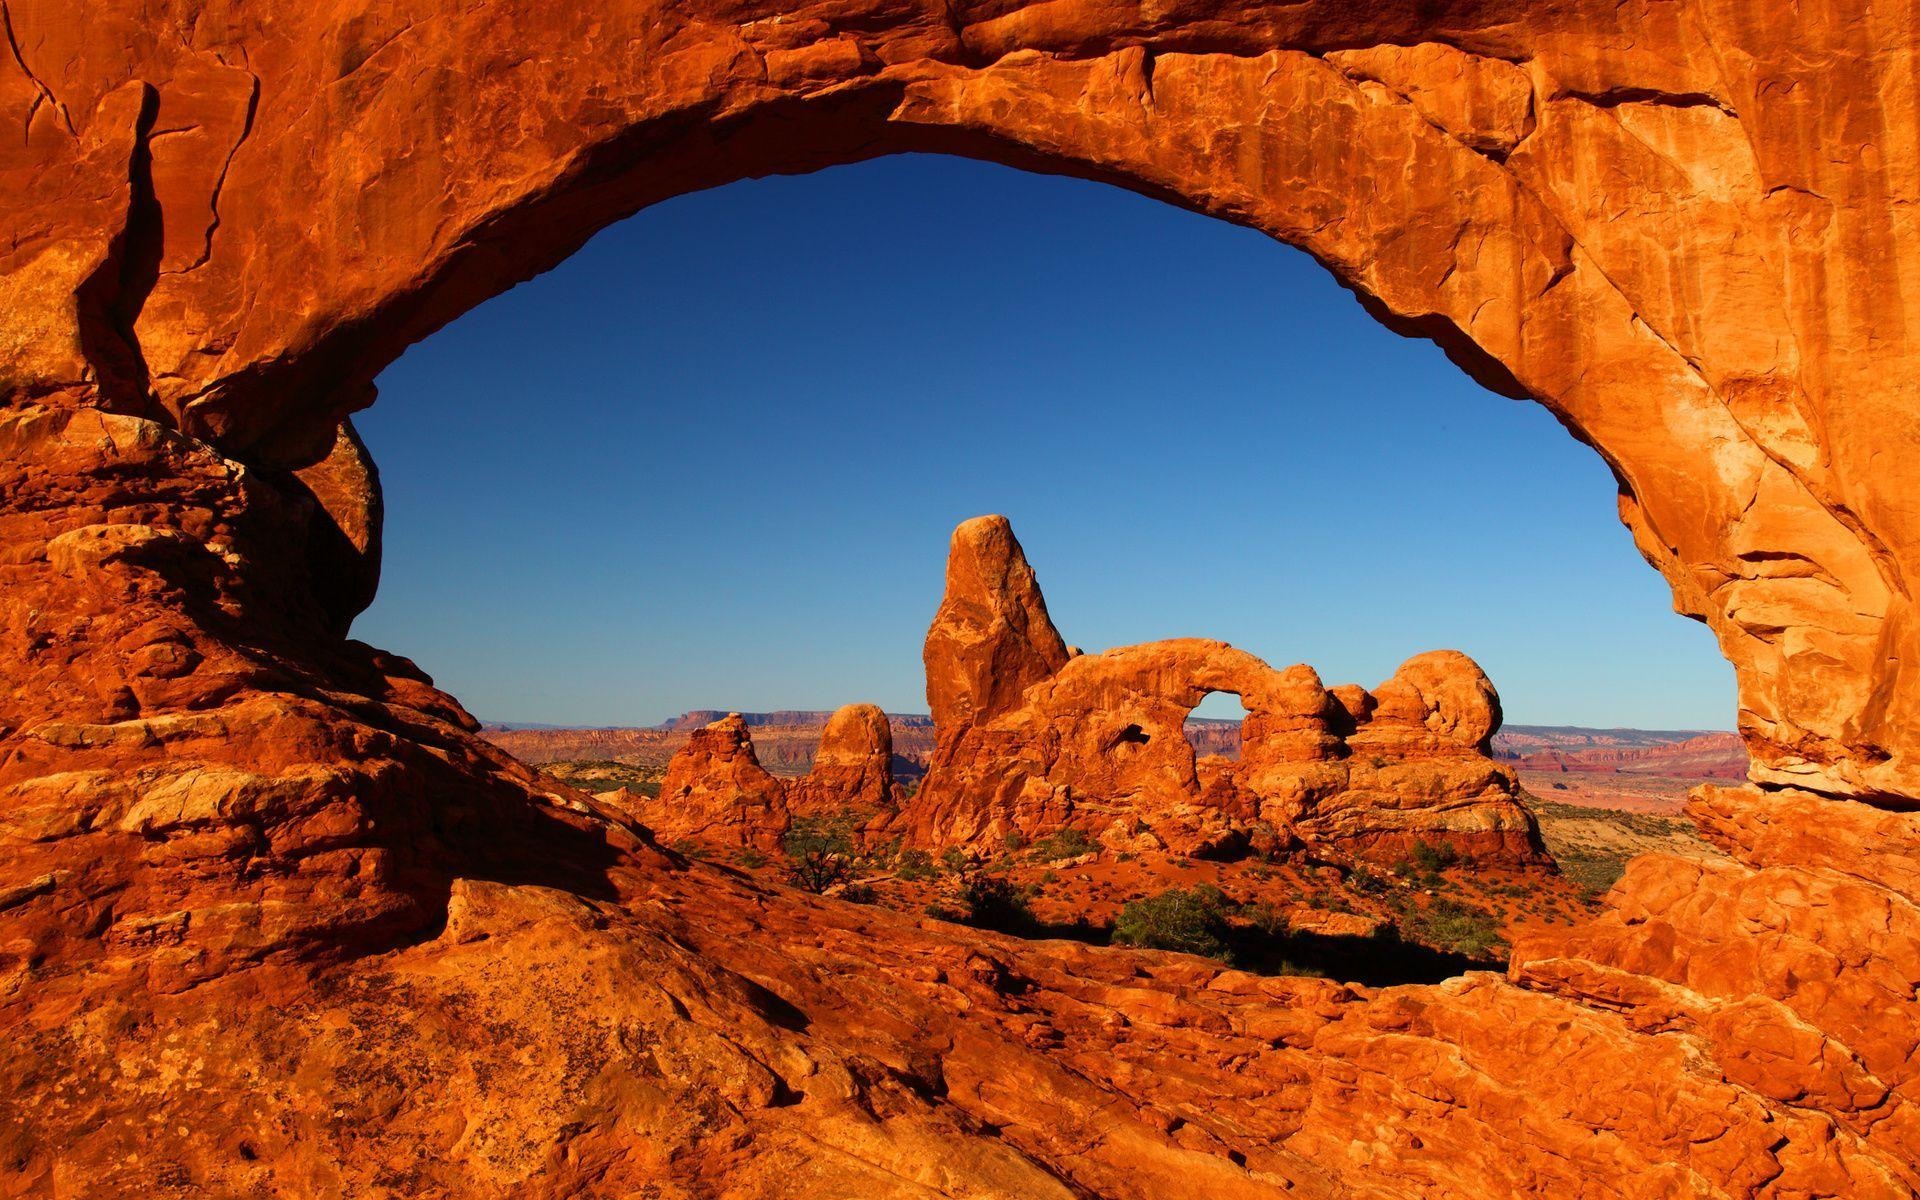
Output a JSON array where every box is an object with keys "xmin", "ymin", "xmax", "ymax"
[
  {"xmin": 74, "ymin": 83, "xmax": 162, "ymax": 417},
  {"xmin": 1561, "ymin": 86, "xmax": 1737, "ymax": 118}
]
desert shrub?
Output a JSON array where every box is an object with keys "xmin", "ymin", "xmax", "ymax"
[
  {"xmin": 1410, "ymin": 839, "xmax": 1460, "ymax": 873},
  {"xmin": 894, "ymin": 848, "xmax": 937, "ymax": 881},
  {"xmin": 1348, "ymin": 865, "xmax": 1389, "ymax": 895},
  {"xmin": 1029, "ymin": 827, "xmax": 1095, "ymax": 861},
  {"xmin": 1402, "ymin": 897, "xmax": 1504, "ymax": 960},
  {"xmin": 1557, "ymin": 850, "xmax": 1628, "ymax": 901},
  {"xmin": 1243, "ymin": 901, "xmax": 1289, "ymax": 939},
  {"xmin": 782, "ymin": 814, "xmax": 859, "ymax": 893},
  {"xmin": 736, "ymin": 848, "xmax": 767, "ymax": 870},
  {"xmin": 1002, "ymin": 830, "xmax": 1026, "ymax": 852},
  {"xmin": 957, "ymin": 871, "xmax": 1039, "ymax": 934},
  {"xmin": 1112, "ymin": 885, "xmax": 1233, "ymax": 960}
]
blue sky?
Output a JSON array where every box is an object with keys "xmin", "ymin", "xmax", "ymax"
[{"xmin": 354, "ymin": 154, "xmax": 1734, "ymax": 730}]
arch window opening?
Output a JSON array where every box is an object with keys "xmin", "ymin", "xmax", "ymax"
[
  {"xmin": 1185, "ymin": 692, "xmax": 1249, "ymax": 763},
  {"xmin": 357, "ymin": 154, "xmax": 1738, "ymax": 985}
]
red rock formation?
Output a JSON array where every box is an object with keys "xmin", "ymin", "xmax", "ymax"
[
  {"xmin": 1501, "ymin": 729, "xmax": 1751, "ymax": 779},
  {"xmin": 648, "ymin": 713, "xmax": 792, "ymax": 849},
  {"xmin": 785, "ymin": 702, "xmax": 900, "ymax": 814},
  {"xmin": 3, "ymin": 3, "xmax": 1918, "ymax": 1196},
  {"xmin": 924, "ymin": 515, "xmax": 1073, "ymax": 734},
  {"xmin": 645, "ymin": 705, "xmax": 900, "ymax": 848},
  {"xmin": 905, "ymin": 526, "xmax": 1545, "ymax": 864}
]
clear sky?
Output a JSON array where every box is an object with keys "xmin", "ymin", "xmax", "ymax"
[{"xmin": 354, "ymin": 153, "xmax": 1735, "ymax": 731}]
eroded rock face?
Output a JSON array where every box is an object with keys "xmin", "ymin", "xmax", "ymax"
[
  {"xmin": 5, "ymin": 0, "xmax": 1914, "ymax": 802},
  {"xmin": 3, "ymin": 3, "xmax": 1918, "ymax": 1196},
  {"xmin": 786, "ymin": 702, "xmax": 900, "ymax": 815},
  {"xmin": 904, "ymin": 528, "xmax": 1544, "ymax": 863},
  {"xmin": 645, "ymin": 704, "xmax": 900, "ymax": 848},
  {"xmin": 648, "ymin": 713, "xmax": 793, "ymax": 849},
  {"xmin": 924, "ymin": 516, "xmax": 1072, "ymax": 734}
]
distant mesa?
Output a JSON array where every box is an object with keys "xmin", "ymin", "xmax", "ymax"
[
  {"xmin": 656, "ymin": 709, "xmax": 934, "ymax": 732},
  {"xmin": 642, "ymin": 515, "xmax": 1547, "ymax": 867}
]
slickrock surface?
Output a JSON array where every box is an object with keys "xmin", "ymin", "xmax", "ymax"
[
  {"xmin": 904, "ymin": 520, "xmax": 1546, "ymax": 864},
  {"xmin": 3, "ymin": 2, "xmax": 1919, "ymax": 1195}
]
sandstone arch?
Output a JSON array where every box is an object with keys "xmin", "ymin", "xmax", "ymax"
[
  {"xmin": 6, "ymin": 1, "xmax": 1914, "ymax": 802},
  {"xmin": 4, "ymin": 3, "xmax": 1919, "ymax": 1196}
]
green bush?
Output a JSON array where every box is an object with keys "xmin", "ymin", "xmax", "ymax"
[
  {"xmin": 1002, "ymin": 830, "xmax": 1026, "ymax": 852},
  {"xmin": 958, "ymin": 871, "xmax": 1038, "ymax": 934},
  {"xmin": 1348, "ymin": 865, "xmax": 1388, "ymax": 895},
  {"xmin": 782, "ymin": 814, "xmax": 859, "ymax": 893},
  {"xmin": 1243, "ymin": 901, "xmax": 1289, "ymax": 939},
  {"xmin": 1558, "ymin": 850, "xmax": 1627, "ymax": 901},
  {"xmin": 1112, "ymin": 885, "xmax": 1233, "ymax": 960},
  {"xmin": 1410, "ymin": 839, "xmax": 1460, "ymax": 873},
  {"xmin": 894, "ymin": 848, "xmax": 937, "ymax": 881},
  {"xmin": 1029, "ymin": 827, "xmax": 1095, "ymax": 861},
  {"xmin": 1402, "ymin": 897, "xmax": 1505, "ymax": 960}
]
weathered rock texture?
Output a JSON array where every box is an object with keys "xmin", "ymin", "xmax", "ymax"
[
  {"xmin": 645, "ymin": 705, "xmax": 900, "ymax": 847},
  {"xmin": 785, "ymin": 702, "xmax": 901, "ymax": 815},
  {"xmin": 649, "ymin": 712, "xmax": 795, "ymax": 849},
  {"xmin": 904, "ymin": 519, "xmax": 1545, "ymax": 863},
  {"xmin": 2, "ymin": 2, "xmax": 1918, "ymax": 1196}
]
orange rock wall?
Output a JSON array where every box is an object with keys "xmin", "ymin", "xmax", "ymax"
[{"xmin": 3, "ymin": 3, "xmax": 1919, "ymax": 1197}]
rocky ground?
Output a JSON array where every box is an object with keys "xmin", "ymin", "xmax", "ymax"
[{"xmin": 530, "ymin": 754, "xmax": 1728, "ymax": 985}]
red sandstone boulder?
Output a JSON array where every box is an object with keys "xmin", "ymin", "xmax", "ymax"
[{"xmin": 648, "ymin": 705, "xmax": 902, "ymax": 850}]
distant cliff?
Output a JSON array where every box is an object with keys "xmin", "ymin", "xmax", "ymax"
[{"xmin": 484, "ymin": 715, "xmax": 1744, "ymax": 781}]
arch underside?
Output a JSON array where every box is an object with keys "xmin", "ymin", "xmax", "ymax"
[{"xmin": 2, "ymin": 2, "xmax": 1918, "ymax": 1196}]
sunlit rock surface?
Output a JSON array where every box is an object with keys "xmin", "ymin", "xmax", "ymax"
[
  {"xmin": 3, "ymin": 1, "xmax": 1919, "ymax": 1195},
  {"xmin": 902, "ymin": 517, "xmax": 1547, "ymax": 864}
]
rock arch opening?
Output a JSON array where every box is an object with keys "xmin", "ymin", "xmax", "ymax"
[
  {"xmin": 1186, "ymin": 691, "xmax": 1249, "ymax": 763},
  {"xmin": 359, "ymin": 155, "xmax": 1709, "ymax": 986}
]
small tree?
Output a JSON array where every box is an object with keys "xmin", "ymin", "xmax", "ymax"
[
  {"xmin": 1112, "ymin": 884, "xmax": 1234, "ymax": 960},
  {"xmin": 957, "ymin": 871, "xmax": 1038, "ymax": 934},
  {"xmin": 782, "ymin": 814, "xmax": 858, "ymax": 893},
  {"xmin": 1410, "ymin": 839, "xmax": 1459, "ymax": 873}
]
